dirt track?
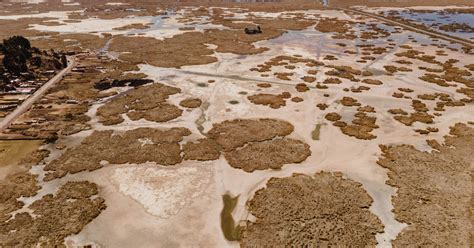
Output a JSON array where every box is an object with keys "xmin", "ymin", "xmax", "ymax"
[{"xmin": 0, "ymin": 57, "xmax": 76, "ymax": 132}]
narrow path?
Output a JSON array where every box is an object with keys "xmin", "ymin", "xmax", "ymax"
[
  {"xmin": 340, "ymin": 8, "xmax": 474, "ymax": 48},
  {"xmin": 180, "ymin": 70, "xmax": 316, "ymax": 88},
  {"xmin": 0, "ymin": 57, "xmax": 76, "ymax": 132}
]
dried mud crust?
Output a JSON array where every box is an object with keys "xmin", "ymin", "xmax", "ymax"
[
  {"xmin": 0, "ymin": 181, "xmax": 106, "ymax": 247},
  {"xmin": 43, "ymin": 127, "xmax": 191, "ymax": 180},
  {"xmin": 240, "ymin": 172, "xmax": 384, "ymax": 247},
  {"xmin": 377, "ymin": 123, "xmax": 474, "ymax": 247},
  {"xmin": 97, "ymin": 83, "xmax": 182, "ymax": 125},
  {"xmin": 224, "ymin": 138, "xmax": 311, "ymax": 172}
]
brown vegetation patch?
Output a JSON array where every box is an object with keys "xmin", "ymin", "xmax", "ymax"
[
  {"xmin": 182, "ymin": 138, "xmax": 221, "ymax": 161},
  {"xmin": 395, "ymin": 59, "xmax": 412, "ymax": 65},
  {"xmin": 0, "ymin": 181, "xmax": 105, "ymax": 247},
  {"xmin": 340, "ymin": 96, "xmax": 361, "ymax": 107},
  {"xmin": 251, "ymin": 55, "xmax": 323, "ymax": 74},
  {"xmin": 392, "ymin": 92, "xmax": 404, "ymax": 98},
  {"xmin": 317, "ymin": 103, "xmax": 328, "ymax": 110},
  {"xmin": 325, "ymin": 112, "xmax": 342, "ymax": 122},
  {"xmin": 97, "ymin": 83, "xmax": 182, "ymax": 125},
  {"xmin": 465, "ymin": 64, "xmax": 474, "ymax": 71},
  {"xmin": 301, "ymin": 76, "xmax": 316, "ymax": 83},
  {"xmin": 0, "ymin": 172, "xmax": 40, "ymax": 223},
  {"xmin": 225, "ymin": 138, "xmax": 310, "ymax": 172},
  {"xmin": 323, "ymin": 55, "xmax": 338, "ymax": 60},
  {"xmin": 326, "ymin": 105, "xmax": 378, "ymax": 139},
  {"xmin": 323, "ymin": 77, "xmax": 342, "ymax": 84},
  {"xmin": 394, "ymin": 113, "xmax": 434, "ymax": 126},
  {"xmin": 377, "ymin": 123, "xmax": 473, "ymax": 247},
  {"xmin": 398, "ymin": 88, "xmax": 414, "ymax": 93},
  {"xmin": 357, "ymin": 105, "xmax": 375, "ymax": 113},
  {"xmin": 291, "ymin": 97, "xmax": 303, "ymax": 103},
  {"xmin": 316, "ymin": 83, "xmax": 329, "ymax": 89},
  {"xmin": 384, "ymin": 65, "xmax": 412, "ymax": 73},
  {"xmin": 112, "ymin": 23, "xmax": 152, "ymax": 31},
  {"xmin": 206, "ymin": 118, "xmax": 310, "ymax": 172},
  {"xmin": 256, "ymin": 83, "xmax": 271, "ymax": 88},
  {"xmin": 179, "ymin": 97, "xmax": 202, "ymax": 108},
  {"xmin": 361, "ymin": 79, "xmax": 382, "ymax": 85},
  {"xmin": 439, "ymin": 23, "xmax": 474, "ymax": 33},
  {"xmin": 110, "ymin": 15, "xmax": 315, "ymax": 68},
  {"xmin": 31, "ymin": 33, "xmax": 109, "ymax": 52},
  {"xmin": 274, "ymin": 72, "xmax": 293, "ymax": 80},
  {"xmin": 388, "ymin": 109, "xmax": 408, "ymax": 115},
  {"xmin": 0, "ymin": 18, "xmax": 58, "ymax": 41},
  {"xmin": 351, "ymin": 86, "xmax": 370, "ymax": 93},
  {"xmin": 207, "ymin": 119, "xmax": 294, "ymax": 152},
  {"xmin": 392, "ymin": 99, "xmax": 435, "ymax": 126},
  {"xmin": 109, "ymin": 34, "xmax": 217, "ymax": 68},
  {"xmin": 325, "ymin": 65, "xmax": 362, "ymax": 82},
  {"xmin": 315, "ymin": 18, "xmax": 356, "ymax": 40},
  {"xmin": 340, "ymin": 111, "xmax": 379, "ymax": 140},
  {"xmin": 295, "ymin": 83, "xmax": 310, "ymax": 92},
  {"xmin": 240, "ymin": 172, "xmax": 383, "ymax": 247},
  {"xmin": 127, "ymin": 103, "xmax": 183, "ymax": 123},
  {"xmin": 43, "ymin": 127, "xmax": 191, "ymax": 180},
  {"xmin": 247, "ymin": 93, "xmax": 287, "ymax": 109}
]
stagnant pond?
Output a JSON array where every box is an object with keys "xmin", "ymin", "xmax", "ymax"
[{"xmin": 220, "ymin": 193, "xmax": 240, "ymax": 241}]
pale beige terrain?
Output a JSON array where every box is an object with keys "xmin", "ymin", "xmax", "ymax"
[{"xmin": 0, "ymin": 1, "xmax": 473, "ymax": 247}]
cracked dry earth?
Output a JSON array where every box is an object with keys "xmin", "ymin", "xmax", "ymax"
[{"xmin": 0, "ymin": 1, "xmax": 474, "ymax": 247}]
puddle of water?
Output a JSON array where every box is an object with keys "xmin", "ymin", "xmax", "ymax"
[
  {"xmin": 311, "ymin": 123, "xmax": 322, "ymax": 140},
  {"xmin": 220, "ymin": 193, "xmax": 240, "ymax": 241},
  {"xmin": 195, "ymin": 101, "xmax": 210, "ymax": 134}
]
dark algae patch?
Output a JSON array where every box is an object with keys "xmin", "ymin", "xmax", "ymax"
[{"xmin": 221, "ymin": 193, "xmax": 240, "ymax": 241}]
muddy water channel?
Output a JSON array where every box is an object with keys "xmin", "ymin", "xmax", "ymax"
[{"xmin": 221, "ymin": 193, "xmax": 240, "ymax": 241}]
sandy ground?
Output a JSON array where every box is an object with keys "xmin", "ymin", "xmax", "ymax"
[{"xmin": 0, "ymin": 4, "xmax": 473, "ymax": 248}]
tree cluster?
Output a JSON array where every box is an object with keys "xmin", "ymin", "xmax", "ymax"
[{"xmin": 0, "ymin": 36, "xmax": 33, "ymax": 75}]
